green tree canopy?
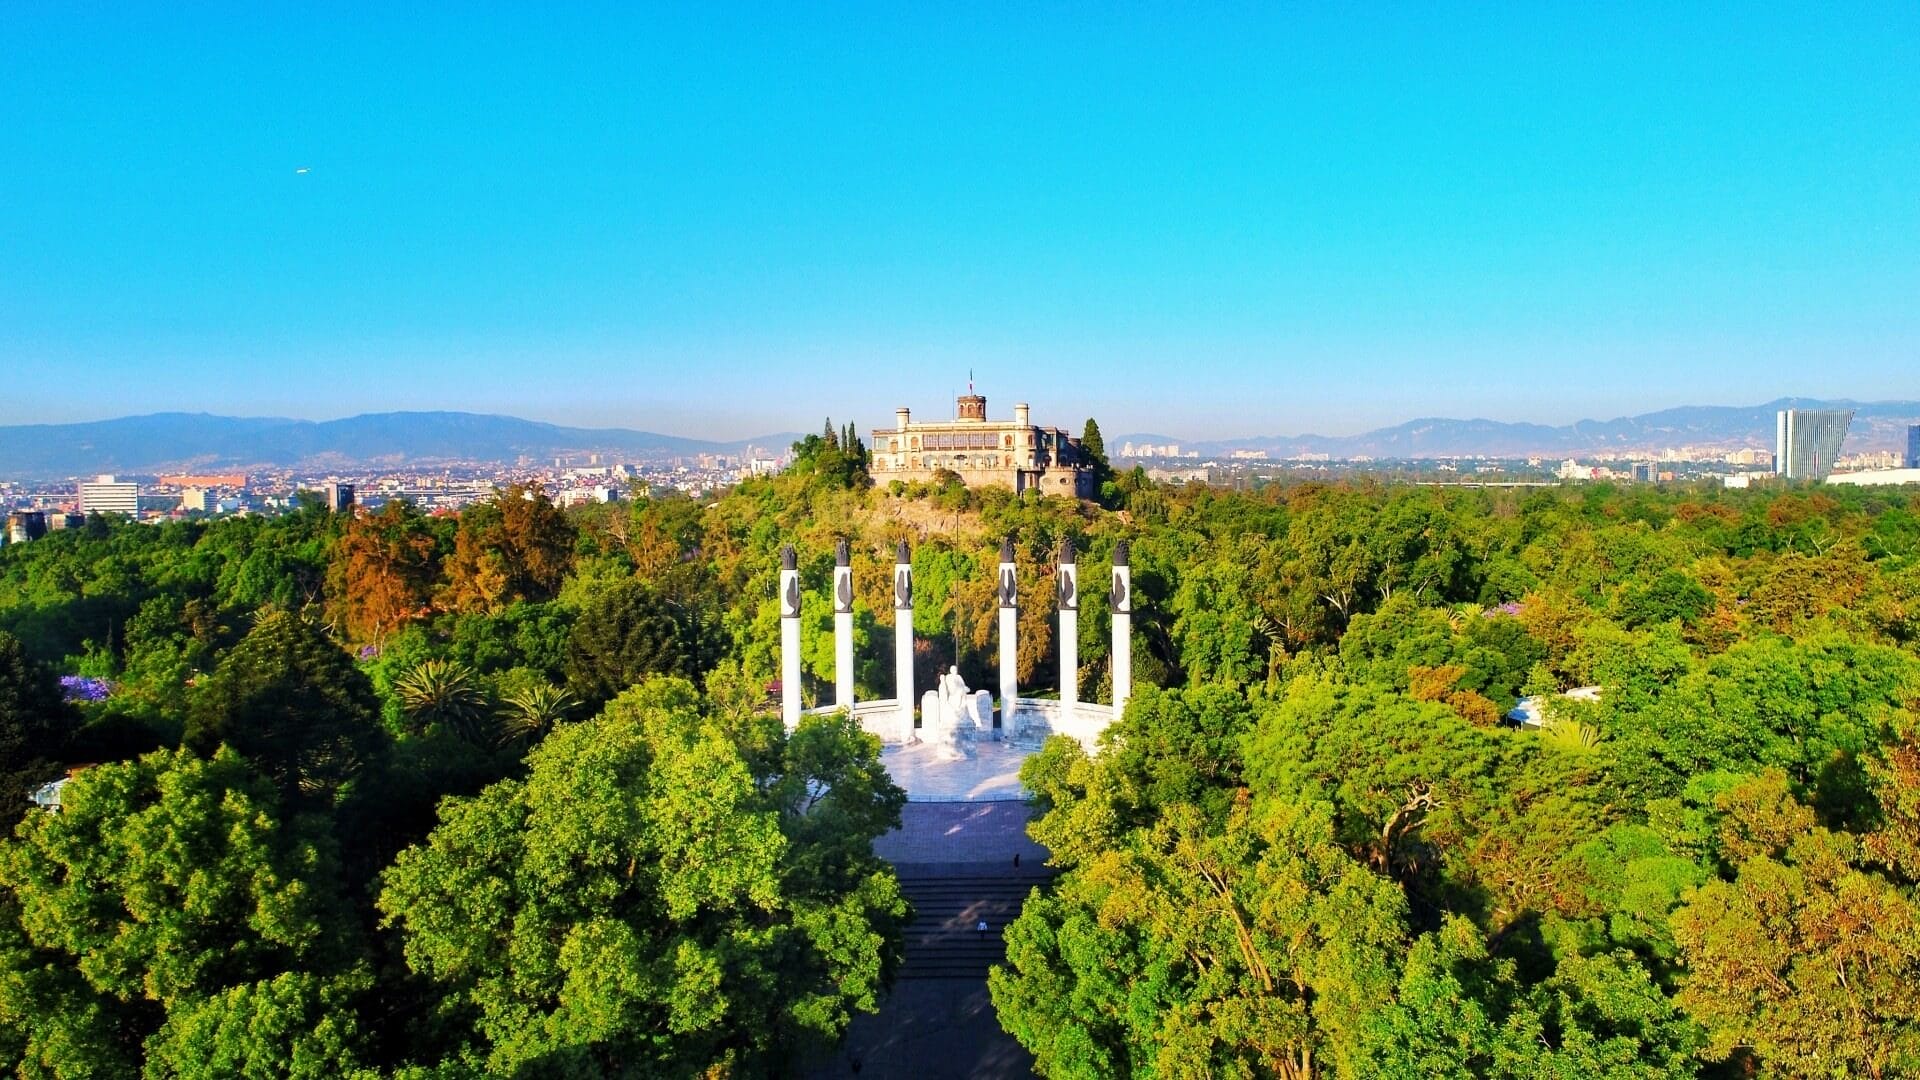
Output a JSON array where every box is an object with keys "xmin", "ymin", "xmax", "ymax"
[
  {"xmin": 376, "ymin": 678, "xmax": 907, "ymax": 1076},
  {"xmin": 184, "ymin": 612, "xmax": 386, "ymax": 802},
  {"xmin": 393, "ymin": 658, "xmax": 493, "ymax": 744},
  {"xmin": 992, "ymin": 796, "xmax": 1406, "ymax": 1079},
  {"xmin": 0, "ymin": 631, "xmax": 73, "ymax": 815},
  {"xmin": 0, "ymin": 747, "xmax": 369, "ymax": 1078},
  {"xmin": 564, "ymin": 578, "xmax": 722, "ymax": 709},
  {"xmin": 1353, "ymin": 916, "xmax": 1702, "ymax": 1078},
  {"xmin": 1672, "ymin": 770, "xmax": 1920, "ymax": 1078},
  {"xmin": 789, "ymin": 418, "xmax": 871, "ymax": 490},
  {"xmin": 440, "ymin": 484, "xmax": 578, "ymax": 613}
]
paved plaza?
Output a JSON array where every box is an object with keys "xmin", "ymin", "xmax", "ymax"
[
  {"xmin": 872, "ymin": 800, "xmax": 1049, "ymax": 867},
  {"xmin": 881, "ymin": 739, "xmax": 1040, "ymax": 802}
]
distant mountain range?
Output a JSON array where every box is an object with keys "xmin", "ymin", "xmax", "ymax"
[
  {"xmin": 4, "ymin": 398, "xmax": 1915, "ymax": 481},
  {"xmin": 1116, "ymin": 398, "xmax": 1920, "ymax": 460},
  {"xmin": 0, "ymin": 412, "xmax": 800, "ymax": 480}
]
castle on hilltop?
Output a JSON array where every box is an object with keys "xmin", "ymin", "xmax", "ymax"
[{"xmin": 869, "ymin": 394, "xmax": 1096, "ymax": 498}]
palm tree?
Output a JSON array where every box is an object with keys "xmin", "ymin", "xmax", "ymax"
[
  {"xmin": 497, "ymin": 682, "xmax": 579, "ymax": 747},
  {"xmin": 1539, "ymin": 715, "xmax": 1603, "ymax": 753},
  {"xmin": 394, "ymin": 659, "xmax": 493, "ymax": 744}
]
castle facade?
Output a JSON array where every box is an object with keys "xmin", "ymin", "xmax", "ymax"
[{"xmin": 869, "ymin": 395, "xmax": 1096, "ymax": 498}]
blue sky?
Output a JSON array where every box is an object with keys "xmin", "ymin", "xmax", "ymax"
[{"xmin": 2, "ymin": 5, "xmax": 1915, "ymax": 439}]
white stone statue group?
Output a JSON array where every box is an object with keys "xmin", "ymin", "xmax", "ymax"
[{"xmin": 916, "ymin": 665, "xmax": 994, "ymax": 760}]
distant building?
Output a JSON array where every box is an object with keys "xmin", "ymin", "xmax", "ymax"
[
  {"xmin": 179, "ymin": 488, "xmax": 212, "ymax": 513},
  {"xmin": 869, "ymin": 395, "xmax": 1096, "ymax": 497},
  {"xmin": 6, "ymin": 511, "xmax": 48, "ymax": 544},
  {"xmin": 29, "ymin": 777, "xmax": 71, "ymax": 812},
  {"xmin": 1837, "ymin": 449, "xmax": 1902, "ymax": 471},
  {"xmin": 1827, "ymin": 469, "xmax": 1920, "ymax": 488},
  {"xmin": 1908, "ymin": 424, "xmax": 1920, "ymax": 470},
  {"xmin": 557, "ymin": 485, "xmax": 623, "ymax": 507},
  {"xmin": 1145, "ymin": 466, "xmax": 1211, "ymax": 484},
  {"xmin": 1774, "ymin": 409, "xmax": 1853, "ymax": 482},
  {"xmin": 79, "ymin": 475, "xmax": 139, "ymax": 516},
  {"xmin": 323, "ymin": 482, "xmax": 356, "ymax": 513},
  {"xmin": 157, "ymin": 473, "xmax": 247, "ymax": 489},
  {"xmin": 1631, "ymin": 462, "xmax": 1657, "ymax": 482},
  {"xmin": 1505, "ymin": 686, "xmax": 1603, "ymax": 728}
]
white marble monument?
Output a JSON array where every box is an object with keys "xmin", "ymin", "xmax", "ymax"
[
  {"xmin": 775, "ymin": 535, "xmax": 1135, "ymax": 784},
  {"xmin": 921, "ymin": 666, "xmax": 991, "ymax": 761}
]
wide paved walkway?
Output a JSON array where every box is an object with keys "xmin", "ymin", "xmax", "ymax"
[
  {"xmin": 872, "ymin": 800, "xmax": 1048, "ymax": 867},
  {"xmin": 808, "ymin": 801, "xmax": 1048, "ymax": 1079},
  {"xmin": 881, "ymin": 740, "xmax": 1040, "ymax": 801}
]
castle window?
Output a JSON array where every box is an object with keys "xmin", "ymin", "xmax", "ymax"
[{"xmin": 924, "ymin": 432, "xmax": 998, "ymax": 450}]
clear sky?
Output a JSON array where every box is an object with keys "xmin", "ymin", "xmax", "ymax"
[{"xmin": 2, "ymin": 5, "xmax": 1915, "ymax": 440}]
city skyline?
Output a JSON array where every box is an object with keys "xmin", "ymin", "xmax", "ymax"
[
  {"xmin": 9, "ymin": 395, "xmax": 1920, "ymax": 484},
  {"xmin": 4, "ymin": 6, "xmax": 1917, "ymax": 436}
]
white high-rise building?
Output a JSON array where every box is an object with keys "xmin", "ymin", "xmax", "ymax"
[
  {"xmin": 79, "ymin": 475, "xmax": 139, "ymax": 516},
  {"xmin": 1774, "ymin": 409, "xmax": 1853, "ymax": 482}
]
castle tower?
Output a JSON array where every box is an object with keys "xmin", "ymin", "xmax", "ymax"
[{"xmin": 957, "ymin": 394, "xmax": 987, "ymax": 421}]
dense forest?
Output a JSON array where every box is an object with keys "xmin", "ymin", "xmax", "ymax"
[{"xmin": 4, "ymin": 426, "xmax": 1920, "ymax": 1077}]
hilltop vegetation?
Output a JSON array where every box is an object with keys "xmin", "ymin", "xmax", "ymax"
[{"xmin": 4, "ymin": 439, "xmax": 1920, "ymax": 1076}]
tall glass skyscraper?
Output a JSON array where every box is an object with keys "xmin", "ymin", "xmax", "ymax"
[
  {"xmin": 1774, "ymin": 409, "xmax": 1854, "ymax": 481},
  {"xmin": 1907, "ymin": 424, "xmax": 1920, "ymax": 469}
]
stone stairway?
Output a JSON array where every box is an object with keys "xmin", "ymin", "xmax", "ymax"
[{"xmin": 896, "ymin": 870, "xmax": 1053, "ymax": 980}]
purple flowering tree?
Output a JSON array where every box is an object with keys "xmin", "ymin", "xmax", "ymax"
[{"xmin": 59, "ymin": 675, "xmax": 112, "ymax": 703}]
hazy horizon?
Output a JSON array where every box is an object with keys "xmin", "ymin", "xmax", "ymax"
[
  {"xmin": 2, "ymin": 393, "xmax": 1908, "ymax": 450},
  {"xmin": 5, "ymin": 7, "xmax": 1915, "ymax": 436}
]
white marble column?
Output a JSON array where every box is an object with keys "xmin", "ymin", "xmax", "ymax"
[
  {"xmin": 1111, "ymin": 540, "xmax": 1132, "ymax": 722},
  {"xmin": 1058, "ymin": 537, "xmax": 1077, "ymax": 725},
  {"xmin": 833, "ymin": 540, "xmax": 855, "ymax": 710},
  {"xmin": 997, "ymin": 535, "xmax": 1018, "ymax": 736},
  {"xmin": 779, "ymin": 545, "xmax": 801, "ymax": 729},
  {"xmin": 893, "ymin": 540, "xmax": 916, "ymax": 742}
]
